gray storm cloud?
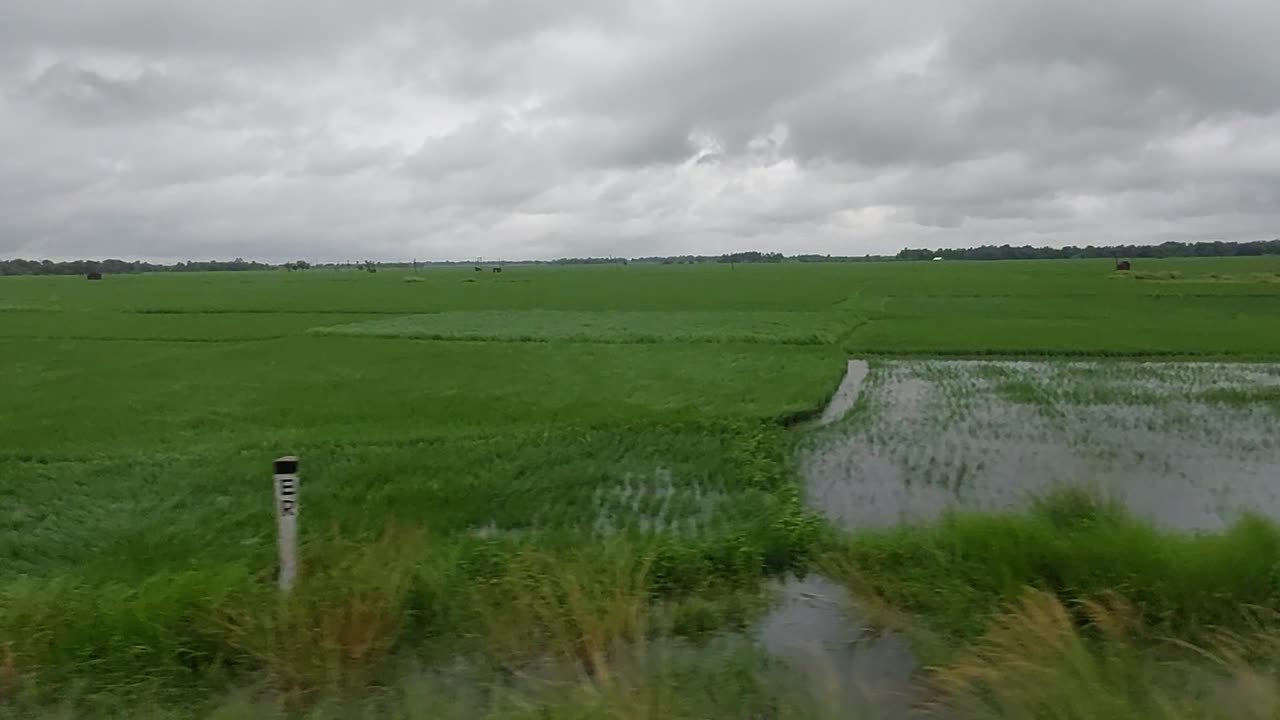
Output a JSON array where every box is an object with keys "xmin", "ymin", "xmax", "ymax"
[{"xmin": 1, "ymin": 0, "xmax": 1278, "ymax": 262}]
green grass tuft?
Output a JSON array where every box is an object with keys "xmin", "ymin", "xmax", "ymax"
[{"xmin": 834, "ymin": 489, "xmax": 1280, "ymax": 645}]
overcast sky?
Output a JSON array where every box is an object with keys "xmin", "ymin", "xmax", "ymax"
[{"xmin": 2, "ymin": 1, "xmax": 1279, "ymax": 262}]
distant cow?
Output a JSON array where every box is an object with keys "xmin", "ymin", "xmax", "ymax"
[
  {"xmin": 1115, "ymin": 259, "xmax": 1132, "ymax": 271},
  {"xmin": 492, "ymin": 267, "xmax": 503, "ymax": 273},
  {"xmin": 474, "ymin": 266, "xmax": 482, "ymax": 272},
  {"xmin": 86, "ymin": 272, "xmax": 102, "ymax": 280}
]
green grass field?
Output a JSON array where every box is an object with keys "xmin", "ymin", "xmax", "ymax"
[{"xmin": 4, "ymin": 257, "xmax": 1280, "ymax": 717}]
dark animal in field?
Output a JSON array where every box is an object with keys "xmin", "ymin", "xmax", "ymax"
[
  {"xmin": 86, "ymin": 272, "xmax": 102, "ymax": 280},
  {"xmin": 474, "ymin": 266, "xmax": 482, "ymax": 272},
  {"xmin": 1115, "ymin": 259, "xmax": 1131, "ymax": 271},
  {"xmin": 492, "ymin": 267, "xmax": 502, "ymax": 273}
]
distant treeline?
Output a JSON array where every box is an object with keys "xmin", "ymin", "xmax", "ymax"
[
  {"xmin": 637, "ymin": 252, "xmax": 879, "ymax": 265},
  {"xmin": 718, "ymin": 251, "xmax": 785, "ymax": 263},
  {"xmin": 5, "ymin": 239, "xmax": 1278, "ymax": 276},
  {"xmin": 0, "ymin": 258, "xmax": 273, "ymax": 276},
  {"xmin": 897, "ymin": 239, "xmax": 1280, "ymax": 262}
]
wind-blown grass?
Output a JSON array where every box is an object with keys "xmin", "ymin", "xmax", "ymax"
[
  {"xmin": 0, "ymin": 529, "xmax": 822, "ymax": 714},
  {"xmin": 930, "ymin": 587, "xmax": 1280, "ymax": 719},
  {"xmin": 0, "ymin": 636, "xmax": 796, "ymax": 719}
]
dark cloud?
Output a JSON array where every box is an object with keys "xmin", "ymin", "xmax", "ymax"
[
  {"xmin": 28, "ymin": 63, "xmax": 164, "ymax": 122},
  {"xmin": 1, "ymin": 0, "xmax": 1278, "ymax": 261}
]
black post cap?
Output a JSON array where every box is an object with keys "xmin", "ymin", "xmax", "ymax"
[{"xmin": 273, "ymin": 456, "xmax": 299, "ymax": 475}]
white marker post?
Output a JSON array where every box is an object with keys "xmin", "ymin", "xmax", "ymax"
[{"xmin": 273, "ymin": 456, "xmax": 299, "ymax": 593}]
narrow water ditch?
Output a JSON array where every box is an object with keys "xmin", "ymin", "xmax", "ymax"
[
  {"xmin": 757, "ymin": 359, "xmax": 928, "ymax": 717},
  {"xmin": 820, "ymin": 359, "xmax": 870, "ymax": 424}
]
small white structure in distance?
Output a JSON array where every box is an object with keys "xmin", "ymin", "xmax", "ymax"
[{"xmin": 932, "ymin": 256, "xmax": 943, "ymax": 261}]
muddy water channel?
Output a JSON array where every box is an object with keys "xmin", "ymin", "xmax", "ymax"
[{"xmin": 759, "ymin": 359, "xmax": 1280, "ymax": 716}]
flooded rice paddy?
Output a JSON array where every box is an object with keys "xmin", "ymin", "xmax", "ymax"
[{"xmin": 805, "ymin": 359, "xmax": 1280, "ymax": 531}]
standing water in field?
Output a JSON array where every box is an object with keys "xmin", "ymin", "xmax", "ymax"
[
  {"xmin": 759, "ymin": 574, "xmax": 924, "ymax": 717},
  {"xmin": 804, "ymin": 360, "xmax": 1280, "ymax": 531}
]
